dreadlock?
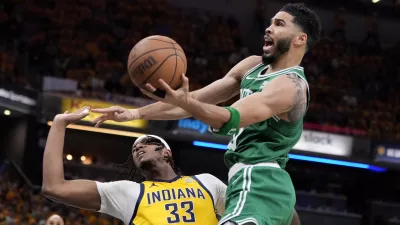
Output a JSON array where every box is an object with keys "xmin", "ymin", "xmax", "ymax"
[{"xmin": 115, "ymin": 137, "xmax": 181, "ymax": 182}]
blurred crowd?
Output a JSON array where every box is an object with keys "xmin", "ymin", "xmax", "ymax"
[
  {"xmin": 0, "ymin": 0, "xmax": 244, "ymax": 94},
  {"xmin": 1, "ymin": 0, "xmax": 400, "ymax": 140},
  {"xmin": 0, "ymin": 171, "xmax": 122, "ymax": 225}
]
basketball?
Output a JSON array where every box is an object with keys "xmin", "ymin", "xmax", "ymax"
[{"xmin": 127, "ymin": 35, "xmax": 187, "ymax": 91}]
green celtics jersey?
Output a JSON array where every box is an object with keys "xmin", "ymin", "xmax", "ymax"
[{"xmin": 224, "ymin": 63, "xmax": 309, "ymax": 169}]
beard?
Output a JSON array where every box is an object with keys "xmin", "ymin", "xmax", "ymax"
[
  {"xmin": 262, "ymin": 36, "xmax": 293, "ymax": 65},
  {"xmin": 136, "ymin": 154, "xmax": 165, "ymax": 172}
]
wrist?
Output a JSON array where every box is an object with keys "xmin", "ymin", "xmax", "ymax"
[
  {"xmin": 128, "ymin": 109, "xmax": 141, "ymax": 120},
  {"xmin": 178, "ymin": 96, "xmax": 195, "ymax": 108},
  {"xmin": 53, "ymin": 115, "xmax": 68, "ymax": 127}
]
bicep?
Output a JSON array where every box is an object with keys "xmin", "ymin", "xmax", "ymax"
[
  {"xmin": 191, "ymin": 55, "xmax": 262, "ymax": 105},
  {"xmin": 42, "ymin": 180, "xmax": 101, "ymax": 210},
  {"xmin": 43, "ymin": 180, "xmax": 139, "ymax": 224},
  {"xmin": 191, "ymin": 76, "xmax": 240, "ymax": 105},
  {"xmin": 232, "ymin": 74, "xmax": 307, "ymax": 127}
]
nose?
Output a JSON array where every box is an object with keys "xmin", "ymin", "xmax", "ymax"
[
  {"xmin": 265, "ymin": 25, "xmax": 273, "ymax": 36},
  {"xmin": 132, "ymin": 145, "xmax": 143, "ymax": 154}
]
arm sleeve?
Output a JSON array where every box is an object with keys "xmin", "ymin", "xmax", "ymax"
[
  {"xmin": 95, "ymin": 180, "xmax": 141, "ymax": 224},
  {"xmin": 195, "ymin": 174, "xmax": 227, "ymax": 216}
]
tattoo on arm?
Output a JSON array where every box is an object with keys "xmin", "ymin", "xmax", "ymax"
[{"xmin": 285, "ymin": 73, "xmax": 307, "ymax": 122}]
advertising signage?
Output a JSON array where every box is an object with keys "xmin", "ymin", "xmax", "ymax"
[
  {"xmin": 0, "ymin": 85, "xmax": 37, "ymax": 114},
  {"xmin": 293, "ymin": 130, "xmax": 354, "ymax": 157},
  {"xmin": 61, "ymin": 97, "xmax": 148, "ymax": 129},
  {"xmin": 374, "ymin": 143, "xmax": 400, "ymax": 163}
]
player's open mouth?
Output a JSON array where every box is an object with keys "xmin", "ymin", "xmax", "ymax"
[{"xmin": 263, "ymin": 38, "xmax": 274, "ymax": 52}]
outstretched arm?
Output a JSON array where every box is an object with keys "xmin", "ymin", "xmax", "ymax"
[
  {"xmin": 42, "ymin": 114, "xmax": 101, "ymax": 210},
  {"xmin": 136, "ymin": 75, "xmax": 240, "ymax": 120},
  {"xmin": 172, "ymin": 73, "xmax": 308, "ymax": 130},
  {"xmin": 91, "ymin": 56, "xmax": 261, "ymax": 126},
  {"xmin": 42, "ymin": 108, "xmax": 140, "ymax": 225}
]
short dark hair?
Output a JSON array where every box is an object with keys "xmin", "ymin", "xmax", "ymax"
[{"xmin": 280, "ymin": 3, "xmax": 321, "ymax": 50}]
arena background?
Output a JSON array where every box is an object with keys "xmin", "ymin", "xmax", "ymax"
[{"xmin": 1, "ymin": 0, "xmax": 400, "ymax": 224}]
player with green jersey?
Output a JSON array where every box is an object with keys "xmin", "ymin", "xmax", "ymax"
[
  {"xmin": 92, "ymin": 3, "xmax": 321, "ymax": 225},
  {"xmin": 225, "ymin": 64, "xmax": 308, "ymax": 169}
]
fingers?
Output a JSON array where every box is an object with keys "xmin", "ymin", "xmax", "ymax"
[
  {"xmin": 95, "ymin": 120, "xmax": 105, "ymax": 128},
  {"xmin": 91, "ymin": 106, "xmax": 120, "ymax": 113},
  {"xmin": 91, "ymin": 114, "xmax": 107, "ymax": 125},
  {"xmin": 140, "ymin": 88, "xmax": 164, "ymax": 101},
  {"xmin": 144, "ymin": 83, "xmax": 157, "ymax": 92},
  {"xmin": 157, "ymin": 79, "xmax": 174, "ymax": 93},
  {"xmin": 81, "ymin": 106, "xmax": 90, "ymax": 117},
  {"xmin": 181, "ymin": 73, "xmax": 189, "ymax": 88}
]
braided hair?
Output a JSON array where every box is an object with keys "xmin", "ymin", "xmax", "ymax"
[{"xmin": 115, "ymin": 136, "xmax": 181, "ymax": 182}]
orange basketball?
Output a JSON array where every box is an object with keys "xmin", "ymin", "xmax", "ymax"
[{"xmin": 127, "ymin": 35, "xmax": 187, "ymax": 91}]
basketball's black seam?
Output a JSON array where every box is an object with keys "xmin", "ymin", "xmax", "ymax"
[
  {"xmin": 169, "ymin": 38, "xmax": 178, "ymax": 85},
  {"xmin": 128, "ymin": 47, "xmax": 184, "ymax": 71},
  {"xmin": 175, "ymin": 54, "xmax": 186, "ymax": 74},
  {"xmin": 179, "ymin": 53, "xmax": 187, "ymax": 72},
  {"xmin": 137, "ymin": 54, "xmax": 179, "ymax": 87},
  {"xmin": 147, "ymin": 38, "xmax": 178, "ymax": 44}
]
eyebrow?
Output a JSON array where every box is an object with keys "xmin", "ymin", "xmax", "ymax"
[{"xmin": 271, "ymin": 18, "xmax": 286, "ymax": 24}]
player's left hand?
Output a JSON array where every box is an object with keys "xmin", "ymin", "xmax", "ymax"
[{"xmin": 140, "ymin": 73, "xmax": 191, "ymax": 106}]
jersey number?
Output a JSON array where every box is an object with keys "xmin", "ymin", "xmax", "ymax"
[
  {"xmin": 165, "ymin": 201, "xmax": 195, "ymax": 223},
  {"xmin": 227, "ymin": 128, "xmax": 244, "ymax": 151}
]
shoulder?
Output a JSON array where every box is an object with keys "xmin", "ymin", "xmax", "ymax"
[
  {"xmin": 193, "ymin": 174, "xmax": 226, "ymax": 187},
  {"xmin": 237, "ymin": 55, "xmax": 263, "ymax": 72},
  {"xmin": 228, "ymin": 55, "xmax": 263, "ymax": 80},
  {"xmin": 96, "ymin": 180, "xmax": 141, "ymax": 195},
  {"xmin": 268, "ymin": 73, "xmax": 307, "ymax": 91},
  {"xmin": 193, "ymin": 173, "xmax": 218, "ymax": 181},
  {"xmin": 241, "ymin": 55, "xmax": 262, "ymax": 65}
]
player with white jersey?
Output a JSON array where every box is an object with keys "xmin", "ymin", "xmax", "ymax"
[{"xmin": 42, "ymin": 107, "xmax": 226, "ymax": 225}]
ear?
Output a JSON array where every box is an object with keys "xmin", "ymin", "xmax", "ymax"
[
  {"xmin": 294, "ymin": 33, "xmax": 307, "ymax": 47},
  {"xmin": 163, "ymin": 149, "xmax": 172, "ymax": 158}
]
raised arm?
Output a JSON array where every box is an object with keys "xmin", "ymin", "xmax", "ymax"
[
  {"xmin": 42, "ymin": 109, "xmax": 101, "ymax": 210},
  {"xmin": 152, "ymin": 72, "xmax": 308, "ymax": 132},
  {"xmin": 42, "ymin": 107, "xmax": 140, "ymax": 224},
  {"xmin": 91, "ymin": 56, "xmax": 262, "ymax": 126}
]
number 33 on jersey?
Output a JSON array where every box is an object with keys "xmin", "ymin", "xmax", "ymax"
[{"xmin": 96, "ymin": 174, "xmax": 226, "ymax": 225}]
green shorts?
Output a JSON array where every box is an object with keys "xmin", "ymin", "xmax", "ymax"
[{"xmin": 219, "ymin": 163, "xmax": 296, "ymax": 225}]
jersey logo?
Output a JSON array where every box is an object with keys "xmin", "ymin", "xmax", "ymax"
[
  {"xmin": 146, "ymin": 188, "xmax": 206, "ymax": 205},
  {"xmin": 260, "ymin": 81, "xmax": 269, "ymax": 90},
  {"xmin": 150, "ymin": 183, "xmax": 158, "ymax": 188},
  {"xmin": 183, "ymin": 177, "xmax": 195, "ymax": 183},
  {"xmin": 240, "ymin": 89, "xmax": 253, "ymax": 98}
]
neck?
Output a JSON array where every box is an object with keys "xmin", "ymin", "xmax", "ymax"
[
  {"xmin": 269, "ymin": 50, "xmax": 304, "ymax": 72},
  {"xmin": 142, "ymin": 163, "xmax": 177, "ymax": 181}
]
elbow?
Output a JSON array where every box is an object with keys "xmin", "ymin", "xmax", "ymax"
[
  {"xmin": 42, "ymin": 185, "xmax": 62, "ymax": 200},
  {"xmin": 42, "ymin": 185, "xmax": 55, "ymax": 198},
  {"xmin": 210, "ymin": 120, "xmax": 226, "ymax": 130}
]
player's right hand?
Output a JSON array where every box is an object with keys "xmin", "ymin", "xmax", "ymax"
[
  {"xmin": 90, "ymin": 106, "xmax": 138, "ymax": 127},
  {"xmin": 54, "ymin": 106, "xmax": 90, "ymax": 126}
]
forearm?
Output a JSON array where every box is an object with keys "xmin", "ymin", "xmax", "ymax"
[
  {"xmin": 42, "ymin": 119, "xmax": 67, "ymax": 190},
  {"xmin": 179, "ymin": 99, "xmax": 230, "ymax": 129},
  {"xmin": 137, "ymin": 101, "xmax": 192, "ymax": 120},
  {"xmin": 42, "ymin": 119, "xmax": 101, "ymax": 210}
]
